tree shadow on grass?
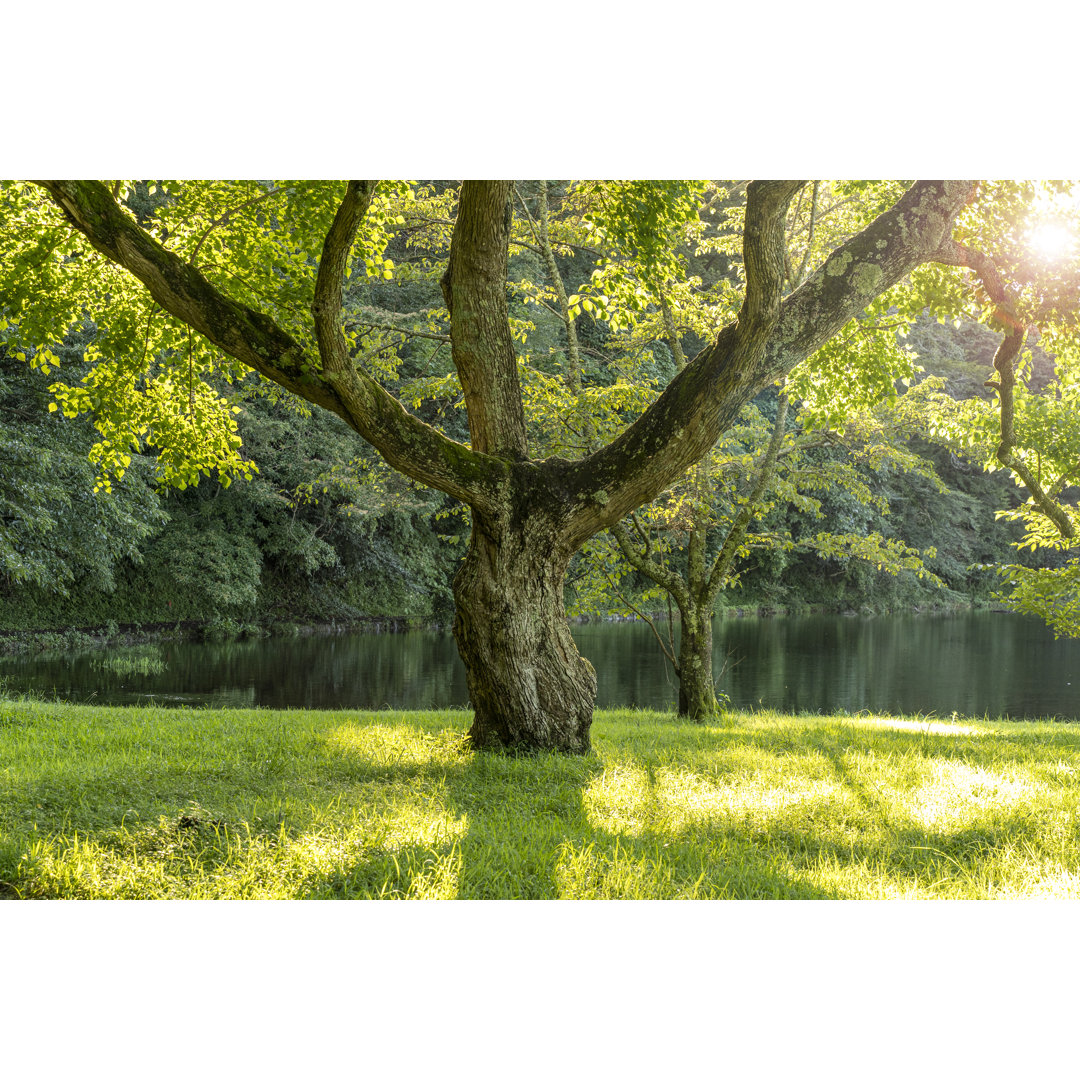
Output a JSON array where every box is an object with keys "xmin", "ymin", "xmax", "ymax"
[
  {"xmin": 6, "ymin": 712, "xmax": 1071, "ymax": 899},
  {"xmin": 227, "ymin": 717, "xmax": 1080, "ymax": 898},
  {"xmin": 799, "ymin": 720, "xmax": 1075, "ymax": 895},
  {"xmin": 296, "ymin": 733, "xmax": 840, "ymax": 899},
  {"xmin": 299, "ymin": 713, "xmax": 1078, "ymax": 899}
]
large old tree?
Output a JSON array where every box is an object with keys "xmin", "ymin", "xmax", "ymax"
[{"xmin": 1, "ymin": 180, "xmax": 975, "ymax": 751}]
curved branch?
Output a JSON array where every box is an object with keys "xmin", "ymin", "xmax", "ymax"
[
  {"xmin": 313, "ymin": 180, "xmax": 376, "ymax": 376},
  {"xmin": 992, "ymin": 328, "xmax": 1075, "ymax": 538},
  {"xmin": 609, "ymin": 520, "xmax": 691, "ymax": 612},
  {"xmin": 189, "ymin": 184, "xmax": 288, "ymax": 265},
  {"xmin": 931, "ymin": 237, "xmax": 1018, "ymax": 317},
  {"xmin": 560, "ymin": 180, "xmax": 976, "ymax": 548},
  {"xmin": 932, "ymin": 236, "xmax": 1075, "ymax": 540},
  {"xmin": 35, "ymin": 180, "xmax": 505, "ymax": 512}
]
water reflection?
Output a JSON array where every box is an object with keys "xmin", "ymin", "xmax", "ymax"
[
  {"xmin": 1, "ymin": 612, "xmax": 1078, "ymax": 720},
  {"xmin": 714, "ymin": 612, "xmax": 1079, "ymax": 719}
]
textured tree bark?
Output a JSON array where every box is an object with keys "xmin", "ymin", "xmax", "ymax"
[
  {"xmin": 441, "ymin": 180, "xmax": 528, "ymax": 459},
  {"xmin": 453, "ymin": 483, "xmax": 595, "ymax": 752},
  {"xmin": 676, "ymin": 613, "xmax": 718, "ymax": 720}
]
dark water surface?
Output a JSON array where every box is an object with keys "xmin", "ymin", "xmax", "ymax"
[{"xmin": 2, "ymin": 612, "xmax": 1079, "ymax": 719}]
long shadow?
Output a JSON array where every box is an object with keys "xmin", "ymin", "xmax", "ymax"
[
  {"xmin": 7, "ymin": 711, "xmax": 1069, "ymax": 899},
  {"xmin": 300, "ymin": 715, "xmax": 1077, "ymax": 899},
  {"xmin": 298, "ymin": 729, "xmax": 840, "ymax": 899},
  {"xmin": 791, "ymin": 720, "xmax": 1075, "ymax": 893}
]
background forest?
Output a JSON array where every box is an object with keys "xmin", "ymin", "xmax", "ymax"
[{"xmin": 0, "ymin": 181, "xmax": 1064, "ymax": 641}]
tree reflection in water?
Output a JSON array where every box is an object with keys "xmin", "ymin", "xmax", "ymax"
[{"xmin": 1, "ymin": 613, "xmax": 1077, "ymax": 720}]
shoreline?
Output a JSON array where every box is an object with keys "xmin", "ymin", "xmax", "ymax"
[{"xmin": 0, "ymin": 597, "xmax": 1006, "ymax": 656}]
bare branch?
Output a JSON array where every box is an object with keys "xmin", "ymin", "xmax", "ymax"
[
  {"xmin": 345, "ymin": 319, "xmax": 450, "ymax": 344},
  {"xmin": 604, "ymin": 573, "xmax": 680, "ymax": 674},
  {"xmin": 705, "ymin": 389, "xmax": 790, "ymax": 600},
  {"xmin": 610, "ymin": 520, "xmax": 690, "ymax": 610}
]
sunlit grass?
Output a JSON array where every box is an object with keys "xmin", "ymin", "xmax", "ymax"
[{"xmin": 2, "ymin": 696, "xmax": 1079, "ymax": 898}]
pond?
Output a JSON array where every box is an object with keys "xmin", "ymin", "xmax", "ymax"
[{"xmin": 2, "ymin": 611, "xmax": 1079, "ymax": 720}]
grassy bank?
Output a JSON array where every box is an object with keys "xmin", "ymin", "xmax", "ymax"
[{"xmin": 2, "ymin": 697, "xmax": 1079, "ymax": 899}]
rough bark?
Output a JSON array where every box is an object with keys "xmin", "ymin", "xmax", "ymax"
[
  {"xmin": 440, "ymin": 180, "xmax": 528, "ymax": 459},
  {"xmin": 453, "ymin": 467, "xmax": 595, "ymax": 752},
  {"xmin": 677, "ymin": 614, "xmax": 718, "ymax": 719},
  {"xmin": 561, "ymin": 181, "xmax": 976, "ymax": 547},
  {"xmin": 34, "ymin": 180, "xmax": 506, "ymax": 514}
]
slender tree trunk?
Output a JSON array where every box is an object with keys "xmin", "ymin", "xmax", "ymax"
[
  {"xmin": 677, "ymin": 612, "xmax": 719, "ymax": 720},
  {"xmin": 453, "ymin": 487, "xmax": 596, "ymax": 752}
]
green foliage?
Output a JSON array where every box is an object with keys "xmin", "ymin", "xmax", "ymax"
[
  {"xmin": 0, "ymin": 180, "xmax": 418, "ymax": 493},
  {"xmin": 996, "ymin": 561, "xmax": 1080, "ymax": 638},
  {"xmin": 789, "ymin": 297, "xmax": 920, "ymax": 430},
  {"xmin": 515, "ymin": 181, "xmax": 1042, "ymax": 631},
  {"xmin": 0, "ymin": 354, "xmax": 463, "ymax": 629},
  {"xmin": 906, "ymin": 317, "xmax": 1080, "ymax": 631},
  {"xmin": 0, "ymin": 346, "xmax": 164, "ymax": 596},
  {"xmin": 2, "ymin": 178, "xmax": 1076, "ymax": 640}
]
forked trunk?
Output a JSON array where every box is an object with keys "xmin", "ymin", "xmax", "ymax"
[
  {"xmin": 32, "ymin": 181, "xmax": 977, "ymax": 756},
  {"xmin": 678, "ymin": 615, "xmax": 720, "ymax": 720},
  {"xmin": 453, "ymin": 509, "xmax": 596, "ymax": 753}
]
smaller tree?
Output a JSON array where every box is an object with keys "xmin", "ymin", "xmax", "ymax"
[{"xmin": 575, "ymin": 389, "xmax": 941, "ymax": 719}]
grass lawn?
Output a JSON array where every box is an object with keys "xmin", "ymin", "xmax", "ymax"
[{"xmin": 2, "ymin": 696, "xmax": 1079, "ymax": 899}]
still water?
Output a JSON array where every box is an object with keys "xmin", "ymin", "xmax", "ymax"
[{"xmin": 2, "ymin": 612, "xmax": 1079, "ymax": 719}]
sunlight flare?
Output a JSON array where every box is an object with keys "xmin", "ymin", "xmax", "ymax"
[{"xmin": 1026, "ymin": 219, "xmax": 1076, "ymax": 262}]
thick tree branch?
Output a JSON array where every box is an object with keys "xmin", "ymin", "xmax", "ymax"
[
  {"xmin": 313, "ymin": 181, "xmax": 377, "ymax": 376},
  {"xmin": 738, "ymin": 181, "xmax": 807, "ymax": 342},
  {"xmin": 560, "ymin": 180, "xmax": 976, "ymax": 548},
  {"xmin": 441, "ymin": 181, "xmax": 529, "ymax": 458},
  {"xmin": 35, "ymin": 180, "xmax": 505, "ymax": 513}
]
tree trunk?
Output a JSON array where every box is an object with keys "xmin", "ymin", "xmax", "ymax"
[
  {"xmin": 677, "ymin": 613, "xmax": 720, "ymax": 720},
  {"xmin": 453, "ymin": 504, "xmax": 596, "ymax": 753}
]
